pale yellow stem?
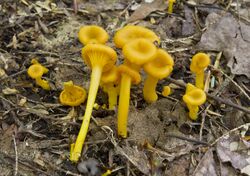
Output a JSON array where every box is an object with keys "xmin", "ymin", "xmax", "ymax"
[
  {"xmin": 70, "ymin": 66, "xmax": 102, "ymax": 162},
  {"xmin": 187, "ymin": 104, "xmax": 199, "ymax": 120},
  {"xmin": 35, "ymin": 77, "xmax": 50, "ymax": 90},
  {"xmin": 117, "ymin": 74, "xmax": 131, "ymax": 138},
  {"xmin": 107, "ymin": 85, "xmax": 118, "ymax": 110},
  {"xmin": 143, "ymin": 75, "xmax": 159, "ymax": 103},
  {"xmin": 168, "ymin": 2, "xmax": 174, "ymax": 14},
  {"xmin": 195, "ymin": 72, "xmax": 204, "ymax": 90}
]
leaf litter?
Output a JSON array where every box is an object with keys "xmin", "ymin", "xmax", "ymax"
[{"xmin": 0, "ymin": 0, "xmax": 250, "ymax": 175}]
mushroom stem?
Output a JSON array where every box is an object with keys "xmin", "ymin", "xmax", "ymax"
[
  {"xmin": 187, "ymin": 104, "xmax": 199, "ymax": 120},
  {"xmin": 195, "ymin": 72, "xmax": 204, "ymax": 90},
  {"xmin": 70, "ymin": 66, "xmax": 102, "ymax": 162},
  {"xmin": 143, "ymin": 75, "xmax": 159, "ymax": 103},
  {"xmin": 103, "ymin": 83, "xmax": 119, "ymax": 110},
  {"xmin": 35, "ymin": 77, "xmax": 50, "ymax": 90},
  {"xmin": 117, "ymin": 73, "xmax": 131, "ymax": 138}
]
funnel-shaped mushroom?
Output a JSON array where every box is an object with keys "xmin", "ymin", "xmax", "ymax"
[
  {"xmin": 78, "ymin": 25, "xmax": 109, "ymax": 45},
  {"xmin": 183, "ymin": 83, "xmax": 206, "ymax": 120},
  {"xmin": 27, "ymin": 59, "xmax": 50, "ymax": 90},
  {"xmin": 117, "ymin": 65, "xmax": 141, "ymax": 138},
  {"xmin": 190, "ymin": 53, "xmax": 210, "ymax": 90},
  {"xmin": 70, "ymin": 44, "xmax": 117, "ymax": 162},
  {"xmin": 101, "ymin": 65, "xmax": 120, "ymax": 110},
  {"xmin": 59, "ymin": 81, "xmax": 87, "ymax": 106},
  {"xmin": 117, "ymin": 39, "xmax": 157, "ymax": 138},
  {"xmin": 114, "ymin": 25, "xmax": 160, "ymax": 48},
  {"xmin": 143, "ymin": 49, "xmax": 174, "ymax": 103}
]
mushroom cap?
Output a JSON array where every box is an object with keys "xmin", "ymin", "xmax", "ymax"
[
  {"xmin": 183, "ymin": 83, "xmax": 206, "ymax": 106},
  {"xmin": 78, "ymin": 25, "xmax": 109, "ymax": 45},
  {"xmin": 27, "ymin": 64, "xmax": 45, "ymax": 79},
  {"xmin": 82, "ymin": 44, "xmax": 117, "ymax": 72},
  {"xmin": 190, "ymin": 53, "xmax": 210, "ymax": 73},
  {"xmin": 122, "ymin": 38, "xmax": 157, "ymax": 66},
  {"xmin": 59, "ymin": 81, "xmax": 87, "ymax": 106},
  {"xmin": 114, "ymin": 25, "xmax": 160, "ymax": 48},
  {"xmin": 118, "ymin": 65, "xmax": 141, "ymax": 85},
  {"xmin": 101, "ymin": 65, "xmax": 119, "ymax": 84},
  {"xmin": 143, "ymin": 49, "xmax": 174, "ymax": 79}
]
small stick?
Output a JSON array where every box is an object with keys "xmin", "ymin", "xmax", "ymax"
[
  {"xmin": 166, "ymin": 133, "xmax": 209, "ymax": 146},
  {"xmin": 13, "ymin": 134, "xmax": 18, "ymax": 176},
  {"xmin": 166, "ymin": 77, "xmax": 250, "ymax": 114}
]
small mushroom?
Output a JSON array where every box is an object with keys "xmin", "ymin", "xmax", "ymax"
[
  {"xmin": 183, "ymin": 83, "xmax": 206, "ymax": 120},
  {"xmin": 162, "ymin": 86, "xmax": 171, "ymax": 97},
  {"xmin": 114, "ymin": 25, "xmax": 160, "ymax": 48},
  {"xmin": 70, "ymin": 44, "xmax": 117, "ymax": 162},
  {"xmin": 143, "ymin": 49, "xmax": 174, "ymax": 103},
  {"xmin": 168, "ymin": 0, "xmax": 176, "ymax": 14},
  {"xmin": 190, "ymin": 53, "xmax": 210, "ymax": 90},
  {"xmin": 78, "ymin": 25, "xmax": 109, "ymax": 45},
  {"xmin": 27, "ymin": 59, "xmax": 50, "ymax": 90},
  {"xmin": 117, "ymin": 38, "xmax": 157, "ymax": 138},
  {"xmin": 59, "ymin": 81, "xmax": 86, "ymax": 106},
  {"xmin": 101, "ymin": 65, "xmax": 120, "ymax": 110}
]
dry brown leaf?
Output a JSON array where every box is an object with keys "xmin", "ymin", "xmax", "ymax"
[
  {"xmin": 2, "ymin": 87, "xmax": 19, "ymax": 95},
  {"xmin": 128, "ymin": 0, "xmax": 166, "ymax": 23},
  {"xmin": 197, "ymin": 13, "xmax": 250, "ymax": 78},
  {"xmin": 216, "ymin": 134, "xmax": 250, "ymax": 175},
  {"xmin": 193, "ymin": 149, "xmax": 218, "ymax": 176}
]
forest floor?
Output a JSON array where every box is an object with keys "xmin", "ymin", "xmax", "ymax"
[{"xmin": 0, "ymin": 0, "xmax": 250, "ymax": 175}]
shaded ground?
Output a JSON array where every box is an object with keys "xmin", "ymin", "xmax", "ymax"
[{"xmin": 0, "ymin": 0, "xmax": 250, "ymax": 175}]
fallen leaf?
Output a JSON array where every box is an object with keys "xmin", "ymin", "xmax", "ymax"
[
  {"xmin": 128, "ymin": 0, "xmax": 166, "ymax": 23},
  {"xmin": 197, "ymin": 13, "xmax": 250, "ymax": 78},
  {"xmin": 2, "ymin": 87, "xmax": 19, "ymax": 95},
  {"xmin": 193, "ymin": 149, "xmax": 217, "ymax": 176},
  {"xmin": 216, "ymin": 134, "xmax": 250, "ymax": 175}
]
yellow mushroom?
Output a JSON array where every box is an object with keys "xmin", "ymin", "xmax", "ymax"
[
  {"xmin": 27, "ymin": 59, "xmax": 50, "ymax": 90},
  {"xmin": 183, "ymin": 83, "xmax": 206, "ymax": 120},
  {"xmin": 78, "ymin": 25, "xmax": 109, "ymax": 45},
  {"xmin": 143, "ymin": 49, "xmax": 174, "ymax": 103},
  {"xmin": 59, "ymin": 81, "xmax": 87, "ymax": 106},
  {"xmin": 168, "ymin": 0, "xmax": 176, "ymax": 14},
  {"xmin": 114, "ymin": 25, "xmax": 160, "ymax": 48},
  {"xmin": 101, "ymin": 65, "xmax": 120, "ymax": 110},
  {"xmin": 70, "ymin": 44, "xmax": 117, "ymax": 162},
  {"xmin": 117, "ymin": 38, "xmax": 157, "ymax": 138},
  {"xmin": 162, "ymin": 86, "xmax": 171, "ymax": 97},
  {"xmin": 190, "ymin": 53, "xmax": 210, "ymax": 90}
]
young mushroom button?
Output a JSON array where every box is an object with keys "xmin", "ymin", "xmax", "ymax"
[
  {"xmin": 78, "ymin": 25, "xmax": 109, "ymax": 45},
  {"xmin": 114, "ymin": 25, "xmax": 160, "ymax": 49},
  {"xmin": 143, "ymin": 49, "xmax": 174, "ymax": 103},
  {"xmin": 70, "ymin": 44, "xmax": 117, "ymax": 162}
]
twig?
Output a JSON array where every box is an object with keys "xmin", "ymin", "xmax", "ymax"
[
  {"xmin": 211, "ymin": 123, "xmax": 250, "ymax": 146},
  {"xmin": 166, "ymin": 133, "xmax": 209, "ymax": 146},
  {"xmin": 12, "ymin": 135, "xmax": 18, "ymax": 176},
  {"xmin": 166, "ymin": 77, "xmax": 250, "ymax": 114}
]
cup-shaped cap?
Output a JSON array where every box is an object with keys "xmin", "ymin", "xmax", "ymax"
[
  {"xmin": 143, "ymin": 49, "xmax": 174, "ymax": 79},
  {"xmin": 82, "ymin": 44, "xmax": 117, "ymax": 72},
  {"xmin": 118, "ymin": 65, "xmax": 141, "ymax": 85},
  {"xmin": 190, "ymin": 53, "xmax": 210, "ymax": 74},
  {"xmin": 28, "ymin": 64, "xmax": 45, "ymax": 79},
  {"xmin": 183, "ymin": 83, "xmax": 206, "ymax": 106},
  {"xmin": 78, "ymin": 25, "xmax": 109, "ymax": 45},
  {"xmin": 59, "ymin": 81, "xmax": 87, "ymax": 106},
  {"xmin": 101, "ymin": 65, "xmax": 119, "ymax": 84},
  {"xmin": 114, "ymin": 25, "xmax": 160, "ymax": 48},
  {"xmin": 122, "ymin": 38, "xmax": 157, "ymax": 66}
]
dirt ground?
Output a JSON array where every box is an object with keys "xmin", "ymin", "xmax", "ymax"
[{"xmin": 0, "ymin": 0, "xmax": 250, "ymax": 175}]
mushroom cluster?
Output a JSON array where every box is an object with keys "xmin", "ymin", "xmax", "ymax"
[{"xmin": 68, "ymin": 25, "xmax": 175, "ymax": 162}]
